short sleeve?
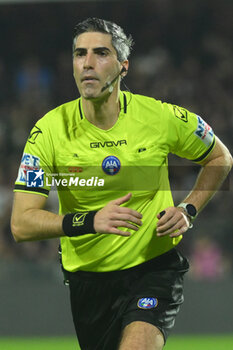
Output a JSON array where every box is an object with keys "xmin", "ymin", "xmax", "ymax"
[
  {"xmin": 14, "ymin": 118, "xmax": 54, "ymax": 197},
  {"xmin": 164, "ymin": 104, "xmax": 215, "ymax": 162}
]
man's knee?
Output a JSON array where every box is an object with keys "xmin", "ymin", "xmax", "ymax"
[{"xmin": 118, "ymin": 321, "xmax": 164, "ymax": 350}]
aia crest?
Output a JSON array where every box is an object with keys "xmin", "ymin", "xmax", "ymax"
[
  {"xmin": 102, "ymin": 155, "xmax": 121, "ymax": 175},
  {"xmin": 137, "ymin": 297, "xmax": 158, "ymax": 309}
]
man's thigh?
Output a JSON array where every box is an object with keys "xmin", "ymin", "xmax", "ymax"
[
  {"xmin": 68, "ymin": 271, "xmax": 124, "ymax": 350},
  {"xmin": 120, "ymin": 250, "xmax": 189, "ymax": 343},
  {"xmin": 67, "ymin": 249, "xmax": 189, "ymax": 349},
  {"xmin": 118, "ymin": 321, "xmax": 164, "ymax": 350}
]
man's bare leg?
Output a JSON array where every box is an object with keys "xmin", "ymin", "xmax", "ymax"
[{"xmin": 118, "ymin": 321, "xmax": 164, "ymax": 350}]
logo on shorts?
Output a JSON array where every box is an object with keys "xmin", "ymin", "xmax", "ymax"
[
  {"xmin": 137, "ymin": 297, "xmax": 158, "ymax": 309},
  {"xmin": 102, "ymin": 155, "xmax": 121, "ymax": 175}
]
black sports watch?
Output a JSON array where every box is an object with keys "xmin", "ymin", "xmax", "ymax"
[{"xmin": 177, "ymin": 203, "xmax": 197, "ymax": 222}]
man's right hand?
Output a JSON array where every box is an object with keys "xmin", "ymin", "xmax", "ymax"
[{"xmin": 94, "ymin": 193, "xmax": 143, "ymax": 236}]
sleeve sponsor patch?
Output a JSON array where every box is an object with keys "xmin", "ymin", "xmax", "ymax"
[
  {"xmin": 16, "ymin": 153, "xmax": 40, "ymax": 183},
  {"xmin": 194, "ymin": 115, "xmax": 214, "ymax": 147}
]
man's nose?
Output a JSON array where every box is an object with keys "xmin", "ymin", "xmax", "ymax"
[{"xmin": 83, "ymin": 52, "xmax": 95, "ymax": 69}]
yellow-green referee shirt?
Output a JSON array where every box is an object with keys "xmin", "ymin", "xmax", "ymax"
[{"xmin": 14, "ymin": 91, "xmax": 215, "ymax": 272}]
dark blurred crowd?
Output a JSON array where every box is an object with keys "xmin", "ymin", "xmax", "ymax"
[{"xmin": 0, "ymin": 0, "xmax": 232, "ymax": 279}]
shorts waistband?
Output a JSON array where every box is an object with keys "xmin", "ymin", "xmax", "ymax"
[{"xmin": 65, "ymin": 248, "xmax": 179, "ymax": 281}]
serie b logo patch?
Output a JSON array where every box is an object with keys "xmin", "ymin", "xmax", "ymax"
[{"xmin": 137, "ymin": 297, "xmax": 158, "ymax": 309}]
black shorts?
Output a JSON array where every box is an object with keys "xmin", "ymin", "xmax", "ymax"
[{"xmin": 66, "ymin": 248, "xmax": 189, "ymax": 350}]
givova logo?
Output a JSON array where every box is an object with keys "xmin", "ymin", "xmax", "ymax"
[
  {"xmin": 26, "ymin": 169, "xmax": 44, "ymax": 187},
  {"xmin": 72, "ymin": 213, "xmax": 88, "ymax": 227}
]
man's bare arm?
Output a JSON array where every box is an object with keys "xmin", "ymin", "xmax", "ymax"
[
  {"xmin": 11, "ymin": 192, "xmax": 142, "ymax": 242},
  {"xmin": 11, "ymin": 192, "xmax": 65, "ymax": 242},
  {"xmin": 181, "ymin": 136, "xmax": 233, "ymax": 211},
  {"xmin": 156, "ymin": 137, "xmax": 233, "ymax": 237}
]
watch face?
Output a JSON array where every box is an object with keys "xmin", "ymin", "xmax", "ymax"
[{"xmin": 186, "ymin": 204, "xmax": 197, "ymax": 217}]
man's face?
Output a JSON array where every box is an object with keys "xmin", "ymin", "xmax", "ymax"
[{"xmin": 73, "ymin": 32, "xmax": 121, "ymax": 99}]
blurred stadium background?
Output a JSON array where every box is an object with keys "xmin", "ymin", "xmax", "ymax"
[{"xmin": 0, "ymin": 0, "xmax": 232, "ymax": 349}]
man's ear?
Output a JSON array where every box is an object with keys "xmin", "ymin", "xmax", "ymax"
[{"xmin": 120, "ymin": 61, "xmax": 129, "ymax": 77}]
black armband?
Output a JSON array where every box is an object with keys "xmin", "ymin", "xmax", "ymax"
[{"xmin": 62, "ymin": 211, "xmax": 97, "ymax": 237}]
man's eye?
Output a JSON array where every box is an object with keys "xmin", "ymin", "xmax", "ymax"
[
  {"xmin": 74, "ymin": 51, "xmax": 85, "ymax": 57},
  {"xmin": 97, "ymin": 51, "xmax": 108, "ymax": 56}
]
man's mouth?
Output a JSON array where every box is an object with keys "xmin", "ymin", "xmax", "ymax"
[{"xmin": 81, "ymin": 76, "xmax": 99, "ymax": 82}]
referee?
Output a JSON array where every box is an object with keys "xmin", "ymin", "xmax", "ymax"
[{"xmin": 11, "ymin": 18, "xmax": 232, "ymax": 350}]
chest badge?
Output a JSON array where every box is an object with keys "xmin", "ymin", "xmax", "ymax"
[{"xmin": 102, "ymin": 155, "xmax": 121, "ymax": 175}]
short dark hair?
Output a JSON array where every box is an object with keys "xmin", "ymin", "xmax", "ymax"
[{"xmin": 73, "ymin": 17, "xmax": 134, "ymax": 61}]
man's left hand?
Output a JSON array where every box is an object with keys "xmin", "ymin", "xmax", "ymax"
[{"xmin": 156, "ymin": 207, "xmax": 190, "ymax": 238}]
